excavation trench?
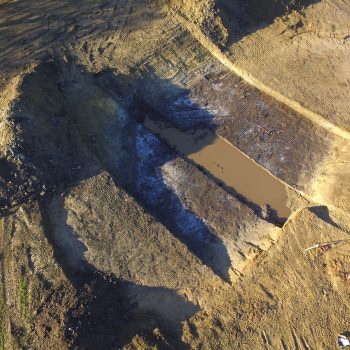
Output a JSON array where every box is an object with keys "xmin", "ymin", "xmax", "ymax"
[{"xmin": 143, "ymin": 117, "xmax": 291, "ymax": 224}]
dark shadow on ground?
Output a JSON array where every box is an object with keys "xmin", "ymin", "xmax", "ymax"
[
  {"xmin": 215, "ymin": 0, "xmax": 320, "ymax": 46},
  {"xmin": 103, "ymin": 69, "xmax": 288, "ymax": 224},
  {"xmin": 1, "ymin": 60, "xmax": 234, "ymax": 281},
  {"xmin": 309, "ymin": 206, "xmax": 343, "ymax": 231},
  {"xmin": 40, "ymin": 199, "xmax": 199, "ymax": 349},
  {"xmin": 69, "ymin": 65, "xmax": 239, "ymax": 280}
]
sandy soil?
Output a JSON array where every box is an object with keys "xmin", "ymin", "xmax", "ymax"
[
  {"xmin": 215, "ymin": 0, "xmax": 350, "ymax": 130},
  {"xmin": 0, "ymin": 0, "xmax": 349, "ymax": 349}
]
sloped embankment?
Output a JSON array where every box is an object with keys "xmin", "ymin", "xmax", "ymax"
[{"xmin": 168, "ymin": 0, "xmax": 228, "ymax": 47}]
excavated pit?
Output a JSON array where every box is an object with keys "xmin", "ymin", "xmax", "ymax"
[
  {"xmin": 143, "ymin": 116, "xmax": 291, "ymax": 223},
  {"xmin": 0, "ymin": 0, "xmax": 349, "ymax": 348}
]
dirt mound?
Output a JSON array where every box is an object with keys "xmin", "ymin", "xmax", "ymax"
[{"xmin": 215, "ymin": 0, "xmax": 317, "ymax": 39}]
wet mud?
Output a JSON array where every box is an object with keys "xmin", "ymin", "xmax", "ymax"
[{"xmin": 144, "ymin": 117, "xmax": 291, "ymax": 222}]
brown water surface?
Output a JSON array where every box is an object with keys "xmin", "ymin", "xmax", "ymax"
[{"xmin": 144, "ymin": 117, "xmax": 291, "ymax": 221}]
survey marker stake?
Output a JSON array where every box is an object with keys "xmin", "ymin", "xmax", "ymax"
[{"xmin": 304, "ymin": 239, "xmax": 350, "ymax": 253}]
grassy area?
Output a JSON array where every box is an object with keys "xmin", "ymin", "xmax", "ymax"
[
  {"xmin": 19, "ymin": 275, "xmax": 30, "ymax": 349},
  {"xmin": 0, "ymin": 227, "xmax": 6, "ymax": 350},
  {"xmin": 0, "ymin": 279, "xmax": 5, "ymax": 350},
  {"xmin": 19, "ymin": 276, "xmax": 29, "ymax": 321}
]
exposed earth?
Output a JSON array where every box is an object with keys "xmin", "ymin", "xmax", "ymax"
[{"xmin": 0, "ymin": 0, "xmax": 350, "ymax": 349}]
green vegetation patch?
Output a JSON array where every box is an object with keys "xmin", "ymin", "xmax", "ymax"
[
  {"xmin": 0, "ymin": 278, "xmax": 5, "ymax": 350},
  {"xmin": 19, "ymin": 276, "xmax": 29, "ymax": 321}
]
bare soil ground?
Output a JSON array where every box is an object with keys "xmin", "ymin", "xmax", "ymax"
[{"xmin": 0, "ymin": 0, "xmax": 349, "ymax": 349}]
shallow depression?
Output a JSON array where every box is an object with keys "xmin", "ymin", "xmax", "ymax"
[{"xmin": 144, "ymin": 117, "xmax": 291, "ymax": 223}]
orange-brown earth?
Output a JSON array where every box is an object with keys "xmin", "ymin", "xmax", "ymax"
[{"xmin": 0, "ymin": 0, "xmax": 349, "ymax": 349}]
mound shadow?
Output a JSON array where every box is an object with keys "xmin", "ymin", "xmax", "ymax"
[
  {"xmin": 1, "ymin": 60, "xmax": 234, "ymax": 281},
  {"xmin": 104, "ymin": 70, "xmax": 288, "ymax": 223},
  {"xmin": 215, "ymin": 0, "xmax": 320, "ymax": 46},
  {"xmin": 309, "ymin": 206, "xmax": 344, "ymax": 231},
  {"xmin": 0, "ymin": 59, "xmax": 232, "ymax": 348},
  {"xmin": 70, "ymin": 66, "xmax": 235, "ymax": 281},
  {"xmin": 3, "ymin": 60, "xmax": 293, "ymax": 347}
]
